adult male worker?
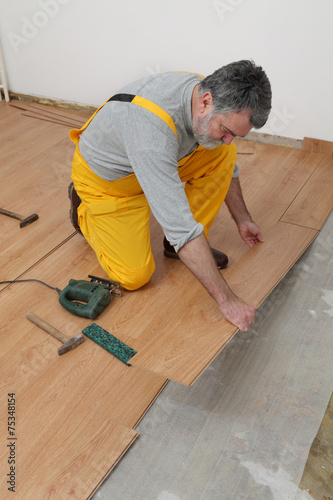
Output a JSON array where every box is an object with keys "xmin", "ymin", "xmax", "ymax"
[{"xmin": 69, "ymin": 60, "xmax": 272, "ymax": 332}]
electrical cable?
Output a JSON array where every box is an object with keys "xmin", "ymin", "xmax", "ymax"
[{"xmin": 0, "ymin": 279, "xmax": 61, "ymax": 293}]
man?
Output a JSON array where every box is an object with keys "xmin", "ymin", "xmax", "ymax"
[{"xmin": 69, "ymin": 60, "xmax": 272, "ymax": 332}]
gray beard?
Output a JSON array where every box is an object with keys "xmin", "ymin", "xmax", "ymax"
[
  {"xmin": 193, "ymin": 113, "xmax": 225, "ymax": 150},
  {"xmin": 194, "ymin": 133, "xmax": 224, "ymax": 149}
]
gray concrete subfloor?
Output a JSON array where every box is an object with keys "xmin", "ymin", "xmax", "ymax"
[{"xmin": 93, "ymin": 213, "xmax": 333, "ymax": 500}]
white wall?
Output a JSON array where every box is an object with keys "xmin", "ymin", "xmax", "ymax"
[{"xmin": 0, "ymin": 0, "xmax": 332, "ymax": 141}]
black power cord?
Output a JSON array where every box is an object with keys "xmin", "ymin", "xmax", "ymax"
[{"xmin": 0, "ymin": 279, "xmax": 61, "ymax": 293}]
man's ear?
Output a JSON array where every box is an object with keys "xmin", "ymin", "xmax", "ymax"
[{"xmin": 199, "ymin": 92, "xmax": 213, "ymax": 113}]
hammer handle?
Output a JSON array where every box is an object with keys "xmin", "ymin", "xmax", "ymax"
[
  {"xmin": 26, "ymin": 313, "xmax": 69, "ymax": 344},
  {"xmin": 0, "ymin": 208, "xmax": 24, "ymax": 221}
]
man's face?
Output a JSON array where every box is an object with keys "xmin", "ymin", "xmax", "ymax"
[{"xmin": 193, "ymin": 94, "xmax": 253, "ymax": 149}]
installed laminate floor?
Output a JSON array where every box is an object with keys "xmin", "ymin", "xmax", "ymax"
[
  {"xmin": 0, "ymin": 100, "xmax": 332, "ymax": 499},
  {"xmin": 0, "ymin": 101, "xmax": 167, "ymax": 499}
]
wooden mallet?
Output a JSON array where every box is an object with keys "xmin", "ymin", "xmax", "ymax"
[
  {"xmin": 26, "ymin": 313, "xmax": 85, "ymax": 355},
  {"xmin": 0, "ymin": 207, "xmax": 38, "ymax": 228}
]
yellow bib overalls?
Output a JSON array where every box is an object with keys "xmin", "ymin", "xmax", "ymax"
[{"xmin": 70, "ymin": 94, "xmax": 237, "ymax": 290}]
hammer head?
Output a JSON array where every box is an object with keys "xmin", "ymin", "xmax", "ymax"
[
  {"xmin": 20, "ymin": 213, "xmax": 39, "ymax": 228},
  {"xmin": 58, "ymin": 333, "xmax": 85, "ymax": 355}
]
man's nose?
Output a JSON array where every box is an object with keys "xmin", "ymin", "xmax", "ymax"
[{"xmin": 222, "ymin": 134, "xmax": 234, "ymax": 145}]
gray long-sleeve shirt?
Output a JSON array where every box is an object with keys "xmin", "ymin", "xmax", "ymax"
[{"xmin": 78, "ymin": 71, "xmax": 239, "ymax": 252}]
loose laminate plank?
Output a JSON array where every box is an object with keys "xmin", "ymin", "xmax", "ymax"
[
  {"xmin": 21, "ymin": 111, "xmax": 77, "ymax": 127},
  {"xmin": 130, "ymin": 222, "xmax": 318, "ymax": 385},
  {"xmin": 303, "ymin": 136, "xmax": 333, "ymax": 156},
  {"xmin": 223, "ymin": 144, "xmax": 324, "ymax": 235},
  {"xmin": 10, "ymin": 100, "xmax": 91, "ymax": 123},
  {"xmin": 281, "ymin": 155, "xmax": 333, "ymax": 229},
  {"xmin": 198, "ymin": 144, "xmax": 324, "ymax": 268},
  {"xmin": 26, "ymin": 102, "xmax": 89, "ymax": 124}
]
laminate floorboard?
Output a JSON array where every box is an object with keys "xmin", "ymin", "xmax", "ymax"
[
  {"xmin": 0, "ymin": 235, "xmax": 167, "ymax": 426},
  {"xmin": 21, "ymin": 111, "xmax": 76, "ymax": 127},
  {"xmin": 0, "ymin": 401, "xmax": 138, "ymax": 500},
  {"xmin": 207, "ymin": 144, "xmax": 324, "ymax": 267},
  {"xmin": 0, "ymin": 235, "xmax": 167, "ymax": 499},
  {"xmin": 22, "ymin": 102, "xmax": 90, "ymax": 124},
  {"xmin": 281, "ymin": 155, "xmax": 333, "ymax": 229},
  {"xmin": 130, "ymin": 222, "xmax": 318, "ymax": 384},
  {"xmin": 303, "ymin": 136, "xmax": 333, "ymax": 156},
  {"xmin": 128, "ymin": 144, "xmax": 331, "ymax": 384},
  {"xmin": 9, "ymin": 100, "xmax": 91, "ymax": 124},
  {"xmin": 234, "ymin": 138, "xmax": 254, "ymax": 154},
  {"xmin": 0, "ymin": 102, "xmax": 78, "ymax": 285},
  {"xmin": 0, "ymin": 102, "xmax": 166, "ymax": 498}
]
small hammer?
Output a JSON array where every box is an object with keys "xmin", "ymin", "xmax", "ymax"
[
  {"xmin": 26, "ymin": 312, "xmax": 84, "ymax": 355},
  {"xmin": 0, "ymin": 207, "xmax": 38, "ymax": 228}
]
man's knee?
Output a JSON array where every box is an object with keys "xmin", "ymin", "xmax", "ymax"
[
  {"xmin": 102, "ymin": 260, "xmax": 156, "ymax": 291},
  {"xmin": 120, "ymin": 266, "xmax": 154, "ymax": 291}
]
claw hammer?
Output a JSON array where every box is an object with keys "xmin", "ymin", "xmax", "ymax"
[
  {"xmin": 0, "ymin": 208, "xmax": 38, "ymax": 227},
  {"xmin": 26, "ymin": 313, "xmax": 84, "ymax": 355}
]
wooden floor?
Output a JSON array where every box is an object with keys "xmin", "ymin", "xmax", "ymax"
[
  {"xmin": 299, "ymin": 392, "xmax": 333, "ymax": 499},
  {"xmin": 0, "ymin": 101, "xmax": 332, "ymax": 499}
]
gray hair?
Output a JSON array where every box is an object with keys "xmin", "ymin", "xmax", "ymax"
[{"xmin": 198, "ymin": 60, "xmax": 272, "ymax": 128}]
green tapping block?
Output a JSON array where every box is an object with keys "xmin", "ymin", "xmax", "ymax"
[{"xmin": 82, "ymin": 323, "xmax": 137, "ymax": 365}]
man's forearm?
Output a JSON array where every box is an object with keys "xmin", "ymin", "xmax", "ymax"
[
  {"xmin": 225, "ymin": 177, "xmax": 264, "ymax": 247},
  {"xmin": 178, "ymin": 233, "xmax": 235, "ymax": 305},
  {"xmin": 225, "ymin": 177, "xmax": 252, "ymax": 225},
  {"xmin": 177, "ymin": 233, "xmax": 255, "ymax": 331}
]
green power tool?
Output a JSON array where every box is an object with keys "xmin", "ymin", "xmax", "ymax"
[
  {"xmin": 0, "ymin": 275, "xmax": 121, "ymax": 319},
  {"xmin": 58, "ymin": 275, "xmax": 121, "ymax": 319}
]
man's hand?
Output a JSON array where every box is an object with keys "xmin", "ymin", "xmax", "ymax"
[
  {"xmin": 178, "ymin": 233, "xmax": 256, "ymax": 332},
  {"xmin": 238, "ymin": 220, "xmax": 264, "ymax": 248},
  {"xmin": 219, "ymin": 293, "xmax": 256, "ymax": 332}
]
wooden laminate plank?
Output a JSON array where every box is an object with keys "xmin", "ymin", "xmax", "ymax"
[
  {"xmin": 26, "ymin": 102, "xmax": 89, "ymax": 124},
  {"xmin": 207, "ymin": 144, "xmax": 324, "ymax": 267},
  {"xmin": 303, "ymin": 136, "xmax": 333, "ymax": 156},
  {"xmin": 0, "ymin": 106, "xmax": 78, "ymax": 285},
  {"xmin": 129, "ymin": 222, "xmax": 318, "ymax": 385},
  {"xmin": 0, "ymin": 106, "xmax": 67, "ymax": 175},
  {"xmin": 299, "ymin": 392, "xmax": 333, "ymax": 499},
  {"xmin": 281, "ymin": 155, "xmax": 333, "ymax": 229},
  {"xmin": 20, "ymin": 103, "xmax": 87, "ymax": 127},
  {"xmin": 0, "ymin": 235, "xmax": 167, "ymax": 427},
  {"xmin": 234, "ymin": 138, "xmax": 254, "ymax": 154},
  {"xmin": 0, "ymin": 401, "xmax": 138, "ymax": 500},
  {"xmin": 0, "ymin": 155, "xmax": 75, "ymax": 283},
  {"xmin": 222, "ymin": 144, "xmax": 323, "ymax": 233},
  {"xmin": 21, "ymin": 111, "xmax": 79, "ymax": 128},
  {"xmin": 10, "ymin": 100, "xmax": 91, "ymax": 123},
  {"xmin": 0, "ymin": 234, "xmax": 167, "ymax": 498},
  {"xmin": 0, "ymin": 310, "xmax": 167, "ymax": 430},
  {"xmin": 8, "ymin": 100, "xmax": 29, "ymax": 111}
]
